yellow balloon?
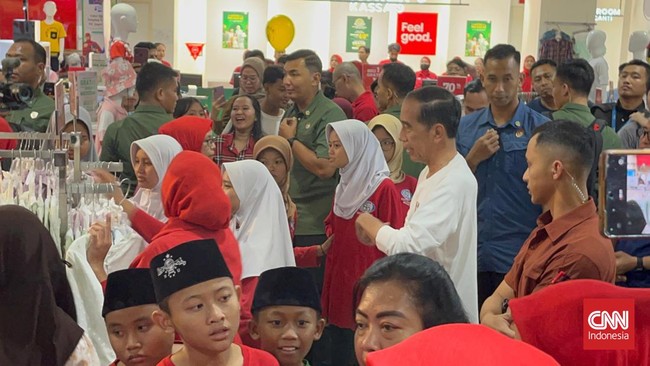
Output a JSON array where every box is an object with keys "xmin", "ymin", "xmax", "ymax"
[{"xmin": 266, "ymin": 15, "xmax": 295, "ymax": 52}]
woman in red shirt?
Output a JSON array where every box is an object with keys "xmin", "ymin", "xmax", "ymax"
[
  {"xmin": 521, "ymin": 55, "xmax": 535, "ymax": 92},
  {"xmin": 321, "ymin": 119, "xmax": 407, "ymax": 365},
  {"xmin": 368, "ymin": 114, "xmax": 418, "ymax": 207},
  {"xmin": 213, "ymin": 95, "xmax": 263, "ymax": 166}
]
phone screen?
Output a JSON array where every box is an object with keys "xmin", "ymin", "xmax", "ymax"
[
  {"xmin": 600, "ymin": 151, "xmax": 650, "ymax": 237},
  {"xmin": 213, "ymin": 86, "xmax": 225, "ymax": 102}
]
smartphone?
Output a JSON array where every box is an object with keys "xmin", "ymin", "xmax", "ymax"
[
  {"xmin": 213, "ymin": 86, "xmax": 225, "ymax": 102},
  {"xmin": 599, "ymin": 150, "xmax": 650, "ymax": 238},
  {"xmin": 43, "ymin": 82, "xmax": 55, "ymax": 98},
  {"xmin": 134, "ymin": 47, "xmax": 149, "ymax": 66}
]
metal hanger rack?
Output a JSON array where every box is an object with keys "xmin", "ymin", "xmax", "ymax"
[{"xmin": 0, "ymin": 131, "xmax": 123, "ymax": 256}]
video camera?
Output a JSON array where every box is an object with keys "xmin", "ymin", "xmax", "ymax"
[{"xmin": 0, "ymin": 57, "xmax": 34, "ymax": 112}]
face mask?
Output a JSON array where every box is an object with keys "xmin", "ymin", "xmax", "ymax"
[{"xmin": 420, "ymin": 64, "xmax": 430, "ymax": 71}]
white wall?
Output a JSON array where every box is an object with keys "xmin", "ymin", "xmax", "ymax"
[
  {"xmin": 448, "ymin": 0, "xmax": 512, "ymax": 60},
  {"xmin": 174, "ymin": 0, "xmax": 207, "ymax": 76}
]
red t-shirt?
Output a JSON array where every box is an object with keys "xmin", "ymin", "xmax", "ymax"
[
  {"xmin": 352, "ymin": 91, "xmax": 379, "ymax": 123},
  {"xmin": 394, "ymin": 175, "xmax": 418, "ymax": 208},
  {"xmin": 0, "ymin": 116, "xmax": 17, "ymax": 152},
  {"xmin": 321, "ymin": 179, "xmax": 407, "ymax": 329},
  {"xmin": 156, "ymin": 345, "xmax": 279, "ymax": 366},
  {"xmin": 414, "ymin": 70, "xmax": 438, "ymax": 89}
]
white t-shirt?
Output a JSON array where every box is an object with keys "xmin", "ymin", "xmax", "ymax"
[{"xmin": 376, "ymin": 152, "xmax": 479, "ymax": 323}]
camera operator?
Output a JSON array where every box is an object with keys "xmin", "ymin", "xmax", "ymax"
[{"xmin": 1, "ymin": 39, "xmax": 54, "ymax": 132}]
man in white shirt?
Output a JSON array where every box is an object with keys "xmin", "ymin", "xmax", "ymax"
[{"xmin": 355, "ymin": 86, "xmax": 479, "ymax": 322}]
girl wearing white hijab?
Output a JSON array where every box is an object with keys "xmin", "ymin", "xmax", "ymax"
[
  {"xmin": 53, "ymin": 104, "xmax": 97, "ymax": 162},
  {"xmin": 321, "ymin": 119, "xmax": 408, "ymax": 364},
  {"xmin": 221, "ymin": 159, "xmax": 295, "ymax": 346},
  {"xmin": 96, "ymin": 135, "xmax": 183, "ymax": 274}
]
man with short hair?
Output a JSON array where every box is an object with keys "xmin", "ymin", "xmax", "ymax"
[
  {"xmin": 463, "ymin": 80, "xmax": 488, "ymax": 115},
  {"xmin": 279, "ymin": 48, "xmax": 346, "ymax": 366},
  {"xmin": 527, "ymin": 59, "xmax": 558, "ymax": 115},
  {"xmin": 355, "ymin": 86, "xmax": 479, "ymax": 323},
  {"xmin": 552, "ymin": 58, "xmax": 621, "ymax": 150},
  {"xmin": 376, "ymin": 63, "xmax": 424, "ymax": 177},
  {"xmin": 592, "ymin": 60, "xmax": 650, "ymax": 132},
  {"xmin": 379, "ymin": 43, "xmax": 403, "ymax": 65},
  {"xmin": 3, "ymin": 39, "xmax": 55, "ymax": 132},
  {"xmin": 260, "ymin": 65, "xmax": 290, "ymax": 135},
  {"xmin": 100, "ymin": 62, "xmax": 178, "ymax": 194},
  {"xmin": 457, "ymin": 44, "xmax": 548, "ymax": 309},
  {"xmin": 480, "ymin": 120, "xmax": 616, "ymax": 337},
  {"xmin": 333, "ymin": 62, "xmax": 378, "ymax": 122}
]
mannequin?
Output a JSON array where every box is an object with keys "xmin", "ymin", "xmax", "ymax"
[
  {"xmin": 629, "ymin": 31, "xmax": 650, "ymax": 60},
  {"xmin": 109, "ymin": 4, "xmax": 138, "ymax": 62},
  {"xmin": 587, "ymin": 30, "xmax": 609, "ymax": 102},
  {"xmin": 40, "ymin": 1, "xmax": 66, "ymax": 71}
]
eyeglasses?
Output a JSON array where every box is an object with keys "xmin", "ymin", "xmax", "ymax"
[
  {"xmin": 378, "ymin": 139, "xmax": 395, "ymax": 151},
  {"xmin": 241, "ymin": 75, "xmax": 259, "ymax": 82}
]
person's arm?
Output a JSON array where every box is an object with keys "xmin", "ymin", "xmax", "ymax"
[
  {"xmin": 130, "ymin": 208, "xmax": 165, "ymax": 243},
  {"xmin": 364, "ymin": 182, "xmax": 462, "ymax": 256},
  {"xmin": 480, "ymin": 280, "xmax": 516, "ymax": 338},
  {"xmin": 293, "ymin": 236, "xmax": 332, "ymax": 268},
  {"xmin": 279, "ymin": 117, "xmax": 337, "ymax": 179},
  {"xmin": 86, "ymin": 215, "xmax": 113, "ymax": 282},
  {"xmin": 465, "ymin": 129, "xmax": 499, "ymax": 173}
]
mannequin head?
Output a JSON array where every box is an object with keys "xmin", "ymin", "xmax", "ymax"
[
  {"xmin": 43, "ymin": 1, "xmax": 57, "ymax": 17},
  {"xmin": 586, "ymin": 30, "xmax": 607, "ymax": 58},
  {"xmin": 110, "ymin": 3, "xmax": 138, "ymax": 40},
  {"xmin": 629, "ymin": 31, "xmax": 650, "ymax": 60}
]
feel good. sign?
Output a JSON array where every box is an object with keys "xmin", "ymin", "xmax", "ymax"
[{"xmin": 396, "ymin": 12, "xmax": 438, "ymax": 55}]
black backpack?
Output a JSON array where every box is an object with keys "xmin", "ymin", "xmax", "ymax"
[{"xmin": 587, "ymin": 118, "xmax": 605, "ymax": 202}]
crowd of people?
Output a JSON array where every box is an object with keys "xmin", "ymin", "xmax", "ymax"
[{"xmin": 1, "ymin": 34, "xmax": 650, "ymax": 366}]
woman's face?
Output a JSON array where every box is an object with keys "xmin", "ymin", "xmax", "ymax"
[
  {"xmin": 372, "ymin": 126, "xmax": 395, "ymax": 163},
  {"xmin": 221, "ymin": 171, "xmax": 240, "ymax": 215},
  {"xmin": 330, "ymin": 56, "xmax": 340, "ymax": 69},
  {"xmin": 133, "ymin": 148, "xmax": 159, "ymax": 189},
  {"xmin": 185, "ymin": 101, "xmax": 206, "ymax": 117},
  {"xmin": 446, "ymin": 63, "xmax": 465, "ymax": 76},
  {"xmin": 358, "ymin": 47, "xmax": 369, "ymax": 62},
  {"xmin": 257, "ymin": 148, "xmax": 287, "ymax": 187},
  {"xmin": 328, "ymin": 130, "xmax": 349, "ymax": 169},
  {"xmin": 354, "ymin": 280, "xmax": 425, "ymax": 366},
  {"xmin": 63, "ymin": 121, "xmax": 90, "ymax": 161},
  {"xmin": 230, "ymin": 97, "xmax": 256, "ymax": 134},
  {"xmin": 524, "ymin": 56, "xmax": 535, "ymax": 71},
  {"xmin": 240, "ymin": 66, "xmax": 261, "ymax": 95},
  {"xmin": 201, "ymin": 130, "xmax": 216, "ymax": 160}
]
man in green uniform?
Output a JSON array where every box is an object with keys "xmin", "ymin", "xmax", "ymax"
[
  {"xmin": 99, "ymin": 62, "xmax": 178, "ymax": 195},
  {"xmin": 278, "ymin": 49, "xmax": 345, "ymax": 365},
  {"xmin": 552, "ymin": 58, "xmax": 621, "ymax": 150},
  {"xmin": 375, "ymin": 62, "xmax": 424, "ymax": 178},
  {"xmin": 3, "ymin": 39, "xmax": 54, "ymax": 132}
]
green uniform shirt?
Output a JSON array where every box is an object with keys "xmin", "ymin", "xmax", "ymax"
[
  {"xmin": 285, "ymin": 91, "xmax": 346, "ymax": 235},
  {"xmin": 99, "ymin": 104, "xmax": 172, "ymax": 194},
  {"xmin": 382, "ymin": 104, "xmax": 426, "ymax": 178},
  {"xmin": 552, "ymin": 103, "xmax": 622, "ymax": 150},
  {"xmin": 6, "ymin": 88, "xmax": 55, "ymax": 132}
]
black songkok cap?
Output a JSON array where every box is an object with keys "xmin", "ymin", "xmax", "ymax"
[
  {"xmin": 102, "ymin": 268, "xmax": 157, "ymax": 317},
  {"xmin": 252, "ymin": 267, "xmax": 321, "ymax": 314},
  {"xmin": 149, "ymin": 239, "xmax": 232, "ymax": 302}
]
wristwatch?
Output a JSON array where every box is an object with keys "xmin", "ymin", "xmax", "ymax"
[
  {"xmin": 636, "ymin": 256, "xmax": 645, "ymax": 271},
  {"xmin": 287, "ymin": 137, "xmax": 298, "ymax": 147}
]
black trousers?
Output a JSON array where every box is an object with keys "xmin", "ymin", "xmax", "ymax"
[{"xmin": 478, "ymin": 271, "xmax": 506, "ymax": 310}]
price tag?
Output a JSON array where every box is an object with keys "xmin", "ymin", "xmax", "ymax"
[{"xmin": 437, "ymin": 75, "xmax": 468, "ymax": 96}]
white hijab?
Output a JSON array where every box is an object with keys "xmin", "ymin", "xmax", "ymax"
[
  {"xmin": 223, "ymin": 160, "xmax": 295, "ymax": 279},
  {"xmin": 327, "ymin": 119, "xmax": 390, "ymax": 219},
  {"xmin": 129, "ymin": 135, "xmax": 182, "ymax": 221}
]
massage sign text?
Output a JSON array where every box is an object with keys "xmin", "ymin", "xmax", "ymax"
[{"xmin": 396, "ymin": 12, "xmax": 438, "ymax": 55}]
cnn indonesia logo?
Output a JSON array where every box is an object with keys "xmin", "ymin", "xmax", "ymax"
[{"xmin": 583, "ymin": 299, "xmax": 635, "ymax": 350}]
